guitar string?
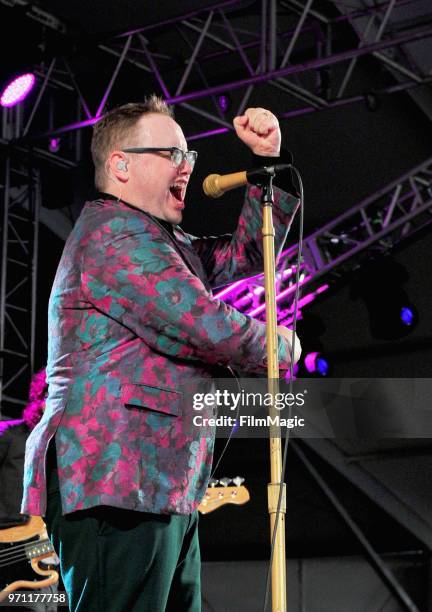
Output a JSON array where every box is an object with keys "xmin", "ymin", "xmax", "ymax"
[
  {"xmin": 0, "ymin": 554, "xmax": 37, "ymax": 568},
  {"xmin": 0, "ymin": 540, "xmax": 48, "ymax": 558},
  {"xmin": 0, "ymin": 540, "xmax": 52, "ymax": 565},
  {"xmin": 0, "ymin": 546, "xmax": 54, "ymax": 568},
  {"xmin": 0, "ymin": 550, "xmax": 50, "ymax": 567}
]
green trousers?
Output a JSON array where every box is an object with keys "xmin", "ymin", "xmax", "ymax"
[{"xmin": 44, "ymin": 454, "xmax": 201, "ymax": 612}]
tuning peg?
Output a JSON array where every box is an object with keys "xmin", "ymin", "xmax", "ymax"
[
  {"xmin": 219, "ymin": 477, "xmax": 232, "ymax": 487},
  {"xmin": 233, "ymin": 476, "xmax": 245, "ymax": 487},
  {"xmin": 209, "ymin": 478, "xmax": 219, "ymax": 488}
]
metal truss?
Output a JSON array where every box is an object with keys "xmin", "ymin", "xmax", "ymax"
[
  {"xmin": 0, "ymin": 154, "xmax": 40, "ymax": 414},
  {"xmin": 1, "ymin": 0, "xmax": 431, "ymax": 155},
  {"xmin": 215, "ymin": 156, "xmax": 432, "ymax": 325},
  {"xmin": 328, "ymin": 0, "xmax": 432, "ymax": 121},
  {"xmin": 292, "ymin": 441, "xmax": 421, "ymax": 612},
  {"xmin": 1, "ymin": 92, "xmax": 82, "ymax": 171}
]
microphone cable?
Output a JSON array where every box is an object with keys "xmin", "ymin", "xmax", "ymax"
[
  {"xmin": 209, "ymin": 366, "xmax": 241, "ymax": 481},
  {"xmin": 262, "ymin": 164, "xmax": 305, "ymax": 612}
]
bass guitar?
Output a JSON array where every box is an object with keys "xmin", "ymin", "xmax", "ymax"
[
  {"xmin": 198, "ymin": 477, "xmax": 250, "ymax": 514},
  {"xmin": 0, "ymin": 516, "xmax": 58, "ymax": 602}
]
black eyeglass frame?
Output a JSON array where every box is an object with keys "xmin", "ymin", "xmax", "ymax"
[{"xmin": 121, "ymin": 147, "xmax": 198, "ymax": 168}]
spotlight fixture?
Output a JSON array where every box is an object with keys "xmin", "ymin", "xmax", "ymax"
[
  {"xmin": 364, "ymin": 92, "xmax": 381, "ymax": 112},
  {"xmin": 0, "ymin": 73, "xmax": 36, "ymax": 108},
  {"xmin": 304, "ymin": 351, "xmax": 330, "ymax": 376},
  {"xmin": 352, "ymin": 257, "xmax": 418, "ymax": 340},
  {"xmin": 49, "ymin": 137, "xmax": 61, "ymax": 153},
  {"xmin": 400, "ymin": 306, "xmax": 415, "ymax": 326},
  {"xmin": 217, "ymin": 94, "xmax": 231, "ymax": 113},
  {"xmin": 293, "ymin": 314, "xmax": 330, "ymax": 378}
]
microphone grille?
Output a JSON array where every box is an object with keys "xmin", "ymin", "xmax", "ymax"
[{"xmin": 203, "ymin": 174, "xmax": 222, "ymax": 198}]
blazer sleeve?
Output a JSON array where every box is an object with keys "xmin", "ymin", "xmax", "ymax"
[
  {"xmin": 188, "ymin": 185, "xmax": 299, "ymax": 289},
  {"xmin": 80, "ymin": 229, "xmax": 298, "ymax": 374}
]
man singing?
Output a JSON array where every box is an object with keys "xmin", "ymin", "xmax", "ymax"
[{"xmin": 22, "ymin": 96, "xmax": 301, "ymax": 611}]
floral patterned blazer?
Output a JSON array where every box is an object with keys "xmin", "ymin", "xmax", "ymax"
[{"xmin": 22, "ymin": 186, "xmax": 299, "ymax": 517}]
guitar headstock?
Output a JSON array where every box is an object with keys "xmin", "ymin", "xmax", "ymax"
[{"xmin": 198, "ymin": 477, "xmax": 250, "ymax": 514}]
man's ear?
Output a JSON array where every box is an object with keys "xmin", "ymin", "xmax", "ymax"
[{"xmin": 107, "ymin": 151, "xmax": 130, "ymax": 184}]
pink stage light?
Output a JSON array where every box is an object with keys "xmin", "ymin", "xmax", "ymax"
[
  {"xmin": 0, "ymin": 73, "xmax": 36, "ymax": 108},
  {"xmin": 304, "ymin": 352, "xmax": 329, "ymax": 376}
]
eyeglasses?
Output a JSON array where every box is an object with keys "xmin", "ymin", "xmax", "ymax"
[{"xmin": 121, "ymin": 147, "xmax": 198, "ymax": 169}]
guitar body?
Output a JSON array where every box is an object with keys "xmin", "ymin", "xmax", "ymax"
[
  {"xmin": 0, "ymin": 516, "xmax": 46, "ymax": 543},
  {"xmin": 0, "ymin": 517, "xmax": 58, "ymax": 603}
]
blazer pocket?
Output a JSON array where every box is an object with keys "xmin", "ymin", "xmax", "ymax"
[{"xmin": 120, "ymin": 383, "xmax": 182, "ymax": 416}]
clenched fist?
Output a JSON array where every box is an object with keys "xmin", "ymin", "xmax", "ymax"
[{"xmin": 233, "ymin": 107, "xmax": 281, "ymax": 157}]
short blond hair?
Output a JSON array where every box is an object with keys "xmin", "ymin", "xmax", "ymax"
[{"xmin": 91, "ymin": 96, "xmax": 174, "ymax": 190}]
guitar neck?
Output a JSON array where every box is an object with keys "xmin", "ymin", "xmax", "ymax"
[
  {"xmin": 0, "ymin": 537, "xmax": 54, "ymax": 571},
  {"xmin": 24, "ymin": 538, "xmax": 54, "ymax": 561}
]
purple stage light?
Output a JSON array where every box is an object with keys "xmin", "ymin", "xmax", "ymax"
[
  {"xmin": 316, "ymin": 356, "xmax": 329, "ymax": 376},
  {"xmin": 218, "ymin": 94, "xmax": 230, "ymax": 112},
  {"xmin": 304, "ymin": 352, "xmax": 329, "ymax": 376},
  {"xmin": 49, "ymin": 137, "xmax": 60, "ymax": 153},
  {"xmin": 400, "ymin": 306, "xmax": 414, "ymax": 326},
  {"xmin": 304, "ymin": 352, "xmax": 319, "ymax": 373},
  {"xmin": 0, "ymin": 73, "xmax": 36, "ymax": 108}
]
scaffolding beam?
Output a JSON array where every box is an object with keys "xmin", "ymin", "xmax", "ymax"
[
  {"xmin": 0, "ymin": 0, "xmax": 428, "ymax": 153},
  {"xmin": 0, "ymin": 155, "xmax": 41, "ymax": 415},
  {"xmin": 215, "ymin": 156, "xmax": 432, "ymax": 325}
]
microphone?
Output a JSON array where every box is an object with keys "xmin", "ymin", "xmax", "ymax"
[{"xmin": 202, "ymin": 164, "xmax": 292, "ymax": 198}]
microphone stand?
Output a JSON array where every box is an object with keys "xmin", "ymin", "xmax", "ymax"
[{"xmin": 249, "ymin": 166, "xmax": 287, "ymax": 612}]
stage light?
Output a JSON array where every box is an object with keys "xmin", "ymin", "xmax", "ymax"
[
  {"xmin": 351, "ymin": 257, "xmax": 418, "ymax": 340},
  {"xmin": 292, "ymin": 314, "xmax": 330, "ymax": 377},
  {"xmin": 364, "ymin": 92, "xmax": 381, "ymax": 112},
  {"xmin": 217, "ymin": 94, "xmax": 231, "ymax": 113},
  {"xmin": 49, "ymin": 137, "xmax": 61, "ymax": 153},
  {"xmin": 0, "ymin": 73, "xmax": 36, "ymax": 108},
  {"xmin": 400, "ymin": 306, "xmax": 415, "ymax": 326},
  {"xmin": 304, "ymin": 352, "xmax": 329, "ymax": 376}
]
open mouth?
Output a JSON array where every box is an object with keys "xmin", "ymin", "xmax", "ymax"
[{"xmin": 169, "ymin": 183, "xmax": 186, "ymax": 202}]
